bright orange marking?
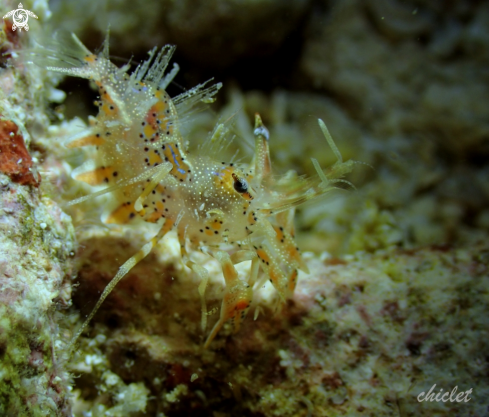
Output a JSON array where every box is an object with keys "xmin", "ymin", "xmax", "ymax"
[
  {"xmin": 96, "ymin": 83, "xmax": 116, "ymax": 115},
  {"xmin": 205, "ymin": 229, "xmax": 214, "ymax": 236},
  {"xmin": 211, "ymin": 220, "xmax": 222, "ymax": 230},
  {"xmin": 154, "ymin": 101, "xmax": 166, "ymax": 112},
  {"xmin": 155, "ymin": 201, "xmax": 164, "ymax": 211},
  {"xmin": 256, "ymin": 249, "xmax": 270, "ymax": 264},
  {"xmin": 242, "ymin": 191, "xmax": 253, "ymax": 201},
  {"xmin": 145, "ymin": 102, "xmax": 167, "ymax": 123},
  {"xmin": 144, "ymin": 124, "xmax": 155, "ymax": 138},
  {"xmin": 106, "ymin": 203, "xmax": 135, "ymax": 224},
  {"xmin": 160, "ymin": 218, "xmax": 175, "ymax": 234},
  {"xmin": 145, "ymin": 100, "xmax": 173, "ymax": 135},
  {"xmin": 104, "ymin": 93, "xmax": 115, "ymax": 104},
  {"xmin": 223, "ymin": 263, "xmax": 236, "ymax": 279},
  {"xmin": 235, "ymin": 300, "xmax": 249, "ymax": 311},
  {"xmin": 67, "ymin": 134, "xmax": 104, "ymax": 148},
  {"xmin": 288, "ymin": 270, "xmax": 298, "ymax": 291},
  {"xmin": 148, "ymin": 151, "xmax": 163, "ymax": 166},
  {"xmin": 75, "ymin": 166, "xmax": 114, "ymax": 185},
  {"xmin": 101, "ymin": 103, "xmax": 117, "ymax": 116},
  {"xmin": 145, "ymin": 201, "xmax": 165, "ymax": 223},
  {"xmin": 287, "ymin": 246, "xmax": 301, "ymax": 262},
  {"xmin": 84, "ymin": 54, "xmax": 97, "ymax": 64},
  {"xmin": 146, "ymin": 211, "xmax": 163, "ymax": 223},
  {"xmin": 269, "ymin": 268, "xmax": 280, "ymax": 284},
  {"xmin": 213, "ymin": 167, "xmax": 233, "ymax": 190},
  {"xmin": 273, "ymin": 226, "xmax": 284, "ymax": 242}
]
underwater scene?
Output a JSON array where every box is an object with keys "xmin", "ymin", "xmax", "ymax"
[{"xmin": 0, "ymin": 0, "xmax": 488, "ymax": 416}]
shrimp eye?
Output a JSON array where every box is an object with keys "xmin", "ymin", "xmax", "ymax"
[{"xmin": 232, "ymin": 174, "xmax": 248, "ymax": 193}]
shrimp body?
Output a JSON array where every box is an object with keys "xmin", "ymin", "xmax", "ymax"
[{"xmin": 39, "ymin": 33, "xmax": 356, "ymax": 349}]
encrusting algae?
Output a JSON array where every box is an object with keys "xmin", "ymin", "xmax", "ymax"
[{"xmin": 0, "ymin": 4, "xmax": 76, "ymax": 415}]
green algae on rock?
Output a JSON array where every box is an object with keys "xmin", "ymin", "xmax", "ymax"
[
  {"xmin": 0, "ymin": 2, "xmax": 77, "ymax": 414},
  {"xmin": 0, "ymin": 173, "xmax": 76, "ymax": 416}
]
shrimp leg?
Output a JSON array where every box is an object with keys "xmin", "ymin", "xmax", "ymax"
[
  {"xmin": 67, "ymin": 217, "xmax": 175, "ymax": 352},
  {"xmin": 204, "ymin": 250, "xmax": 256, "ymax": 348}
]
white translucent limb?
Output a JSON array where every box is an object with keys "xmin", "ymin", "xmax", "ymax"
[
  {"xmin": 134, "ymin": 162, "xmax": 172, "ymax": 212},
  {"xmin": 252, "ymin": 113, "xmax": 272, "ymax": 188},
  {"xmin": 68, "ymin": 162, "xmax": 172, "ymax": 207},
  {"xmin": 159, "ymin": 63, "xmax": 180, "ymax": 90},
  {"xmin": 203, "ymin": 250, "xmax": 255, "ymax": 349},
  {"xmin": 318, "ymin": 119, "xmax": 342, "ymax": 164},
  {"xmin": 67, "ymin": 217, "xmax": 175, "ymax": 353},
  {"xmin": 186, "ymin": 260, "xmax": 210, "ymax": 332}
]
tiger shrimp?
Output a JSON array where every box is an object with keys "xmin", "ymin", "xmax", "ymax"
[{"xmin": 32, "ymin": 32, "xmax": 356, "ymax": 350}]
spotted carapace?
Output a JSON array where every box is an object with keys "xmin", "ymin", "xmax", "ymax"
[{"xmin": 34, "ymin": 33, "xmax": 356, "ymax": 350}]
